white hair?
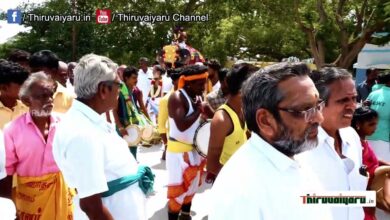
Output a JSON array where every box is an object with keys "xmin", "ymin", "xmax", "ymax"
[
  {"xmin": 19, "ymin": 71, "xmax": 53, "ymax": 101},
  {"xmin": 74, "ymin": 54, "xmax": 118, "ymax": 99}
]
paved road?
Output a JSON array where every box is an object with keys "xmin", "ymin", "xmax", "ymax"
[{"xmin": 137, "ymin": 144, "xmax": 212, "ymax": 220}]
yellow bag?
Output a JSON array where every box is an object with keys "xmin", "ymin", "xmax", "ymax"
[{"xmin": 15, "ymin": 172, "xmax": 74, "ymax": 220}]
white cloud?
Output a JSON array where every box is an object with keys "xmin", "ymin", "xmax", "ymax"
[
  {"xmin": 0, "ymin": 0, "xmax": 47, "ymax": 11},
  {"xmin": 0, "ymin": 21, "xmax": 31, "ymax": 44},
  {"xmin": 0, "ymin": 0, "xmax": 47, "ymax": 44}
]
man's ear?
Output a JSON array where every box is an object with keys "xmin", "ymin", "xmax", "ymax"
[
  {"xmin": 255, "ymin": 108, "xmax": 278, "ymax": 140},
  {"xmin": 97, "ymin": 83, "xmax": 110, "ymax": 100}
]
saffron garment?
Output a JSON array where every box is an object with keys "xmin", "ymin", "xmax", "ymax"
[
  {"xmin": 15, "ymin": 173, "xmax": 73, "ymax": 220},
  {"xmin": 167, "ymin": 89, "xmax": 204, "ymax": 212},
  {"xmin": 4, "ymin": 113, "xmax": 73, "ymax": 219},
  {"xmin": 166, "ymin": 150, "xmax": 205, "ymax": 212}
]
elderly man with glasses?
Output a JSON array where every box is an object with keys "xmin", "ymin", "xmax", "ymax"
[
  {"xmin": 52, "ymin": 54, "xmax": 154, "ymax": 220},
  {"xmin": 209, "ymin": 63, "xmax": 332, "ymax": 220}
]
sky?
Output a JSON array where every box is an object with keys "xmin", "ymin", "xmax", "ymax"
[{"xmin": 0, "ymin": 0, "xmax": 47, "ymax": 43}]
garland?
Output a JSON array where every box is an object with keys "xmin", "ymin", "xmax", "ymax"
[{"xmin": 150, "ymin": 82, "xmax": 162, "ymax": 100}]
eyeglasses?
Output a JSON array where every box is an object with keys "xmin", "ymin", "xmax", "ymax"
[
  {"xmin": 278, "ymin": 101, "xmax": 325, "ymax": 122},
  {"xmin": 31, "ymin": 91, "xmax": 55, "ymax": 100}
]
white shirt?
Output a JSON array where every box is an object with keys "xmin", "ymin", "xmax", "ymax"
[
  {"xmin": 209, "ymin": 132, "xmax": 332, "ymax": 220},
  {"xmin": 212, "ymin": 81, "xmax": 220, "ymax": 92},
  {"xmin": 0, "ymin": 130, "xmax": 6, "ymax": 180},
  {"xmin": 168, "ymin": 89, "xmax": 201, "ymax": 144},
  {"xmin": 162, "ymin": 74, "xmax": 173, "ymax": 95},
  {"xmin": 137, "ymin": 68, "xmax": 153, "ymax": 104},
  {"xmin": 0, "ymin": 197, "xmax": 16, "ymax": 220},
  {"xmin": 0, "ymin": 131, "xmax": 15, "ymax": 220},
  {"xmin": 296, "ymin": 126, "xmax": 367, "ymax": 220},
  {"xmin": 53, "ymin": 100, "xmax": 146, "ymax": 220},
  {"xmin": 65, "ymin": 79, "xmax": 75, "ymax": 94}
]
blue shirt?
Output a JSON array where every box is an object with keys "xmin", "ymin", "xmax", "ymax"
[{"xmin": 356, "ymin": 81, "xmax": 373, "ymax": 103}]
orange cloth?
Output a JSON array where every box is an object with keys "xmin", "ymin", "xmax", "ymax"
[
  {"xmin": 206, "ymin": 79, "xmax": 213, "ymax": 94},
  {"xmin": 178, "ymin": 73, "xmax": 208, "ymax": 89},
  {"xmin": 14, "ymin": 172, "xmax": 74, "ymax": 220},
  {"xmin": 167, "ymin": 152, "xmax": 206, "ymax": 212}
]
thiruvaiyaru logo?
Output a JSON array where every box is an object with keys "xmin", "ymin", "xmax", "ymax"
[{"xmin": 7, "ymin": 9, "xmax": 22, "ymax": 24}]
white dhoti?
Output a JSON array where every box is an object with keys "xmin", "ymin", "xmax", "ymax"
[{"xmin": 166, "ymin": 149, "xmax": 205, "ymax": 212}]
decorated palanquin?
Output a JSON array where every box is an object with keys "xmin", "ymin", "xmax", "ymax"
[{"xmin": 161, "ymin": 27, "xmax": 205, "ymax": 67}]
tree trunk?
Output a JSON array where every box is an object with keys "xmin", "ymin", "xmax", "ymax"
[
  {"xmin": 334, "ymin": 39, "xmax": 366, "ymax": 69},
  {"xmin": 306, "ymin": 30, "xmax": 325, "ymax": 68},
  {"xmin": 71, "ymin": 0, "xmax": 77, "ymax": 61}
]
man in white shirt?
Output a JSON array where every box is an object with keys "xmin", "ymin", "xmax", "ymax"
[
  {"xmin": 137, "ymin": 57, "xmax": 153, "ymax": 104},
  {"xmin": 209, "ymin": 63, "xmax": 332, "ymax": 220},
  {"xmin": 0, "ymin": 130, "xmax": 17, "ymax": 220},
  {"xmin": 53, "ymin": 54, "xmax": 153, "ymax": 220},
  {"xmin": 66, "ymin": 62, "xmax": 77, "ymax": 93},
  {"xmin": 296, "ymin": 67, "xmax": 367, "ymax": 220}
]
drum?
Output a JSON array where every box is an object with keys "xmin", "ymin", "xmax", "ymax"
[
  {"xmin": 123, "ymin": 125, "xmax": 141, "ymax": 146},
  {"xmin": 368, "ymin": 166, "xmax": 390, "ymax": 211},
  {"xmin": 193, "ymin": 120, "xmax": 211, "ymax": 157},
  {"xmin": 141, "ymin": 124, "xmax": 160, "ymax": 143}
]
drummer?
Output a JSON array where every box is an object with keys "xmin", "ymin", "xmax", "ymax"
[
  {"xmin": 158, "ymin": 66, "xmax": 183, "ymax": 160},
  {"xmin": 206, "ymin": 63, "xmax": 258, "ymax": 183},
  {"xmin": 113, "ymin": 66, "xmax": 150, "ymax": 160},
  {"xmin": 167, "ymin": 65, "xmax": 213, "ymax": 220}
]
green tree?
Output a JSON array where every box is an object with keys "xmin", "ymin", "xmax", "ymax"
[
  {"xmin": 256, "ymin": 0, "xmax": 390, "ymax": 68},
  {"xmin": 0, "ymin": 0, "xmax": 312, "ymax": 65}
]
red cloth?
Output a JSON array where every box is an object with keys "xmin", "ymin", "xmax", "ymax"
[
  {"xmin": 362, "ymin": 140, "xmax": 379, "ymax": 220},
  {"xmin": 362, "ymin": 140, "xmax": 379, "ymax": 185}
]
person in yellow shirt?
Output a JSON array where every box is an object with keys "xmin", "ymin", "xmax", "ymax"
[
  {"xmin": 0, "ymin": 60, "xmax": 29, "ymax": 129},
  {"xmin": 206, "ymin": 63, "xmax": 258, "ymax": 183},
  {"xmin": 29, "ymin": 50, "xmax": 74, "ymax": 114},
  {"xmin": 158, "ymin": 68, "xmax": 183, "ymax": 160}
]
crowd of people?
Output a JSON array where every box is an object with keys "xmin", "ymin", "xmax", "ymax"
[{"xmin": 0, "ymin": 30, "xmax": 389, "ymax": 220}]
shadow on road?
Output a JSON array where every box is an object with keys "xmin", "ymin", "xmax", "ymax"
[
  {"xmin": 139, "ymin": 144, "xmax": 163, "ymax": 154},
  {"xmin": 149, "ymin": 204, "xmax": 168, "ymax": 220},
  {"xmin": 151, "ymin": 160, "xmax": 166, "ymax": 170}
]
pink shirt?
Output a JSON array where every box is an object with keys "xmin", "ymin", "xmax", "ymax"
[{"xmin": 4, "ymin": 112, "xmax": 60, "ymax": 177}]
